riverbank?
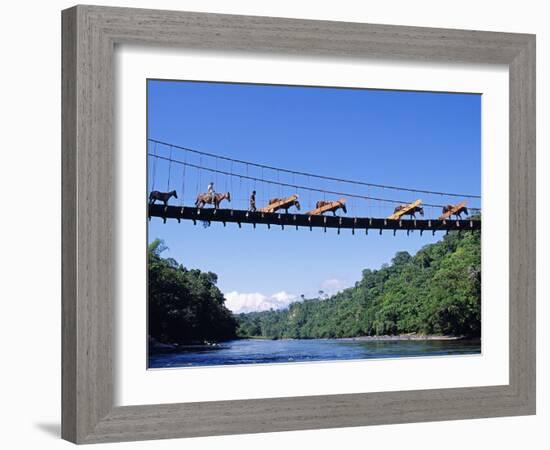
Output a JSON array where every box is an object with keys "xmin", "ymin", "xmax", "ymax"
[
  {"xmin": 246, "ymin": 333, "xmax": 467, "ymax": 342},
  {"xmin": 343, "ymin": 334, "xmax": 465, "ymax": 341},
  {"xmin": 151, "ymin": 333, "xmax": 469, "ymax": 351},
  {"xmin": 148, "ymin": 336, "xmax": 228, "ymax": 352}
]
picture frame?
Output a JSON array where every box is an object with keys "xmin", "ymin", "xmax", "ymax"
[{"xmin": 61, "ymin": 5, "xmax": 536, "ymax": 444}]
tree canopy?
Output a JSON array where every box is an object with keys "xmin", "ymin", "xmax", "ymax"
[
  {"xmin": 148, "ymin": 239, "xmax": 237, "ymax": 345},
  {"xmin": 236, "ymin": 230, "xmax": 481, "ymax": 339},
  {"xmin": 148, "ymin": 230, "xmax": 481, "ymax": 346}
]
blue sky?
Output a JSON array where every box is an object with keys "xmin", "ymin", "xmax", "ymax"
[{"xmin": 147, "ymin": 80, "xmax": 481, "ymax": 313}]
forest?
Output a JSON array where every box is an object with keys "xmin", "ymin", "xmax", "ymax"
[
  {"xmin": 148, "ymin": 230, "xmax": 481, "ymax": 347},
  {"xmin": 148, "ymin": 239, "xmax": 237, "ymax": 346},
  {"xmin": 236, "ymin": 230, "xmax": 481, "ymax": 339}
]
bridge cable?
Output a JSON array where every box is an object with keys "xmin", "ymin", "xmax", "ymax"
[
  {"xmin": 151, "ymin": 141, "xmax": 158, "ymax": 191},
  {"xmin": 308, "ymin": 176, "xmax": 311, "ymax": 210},
  {"xmin": 180, "ymin": 149, "xmax": 187, "ymax": 206},
  {"xmin": 195, "ymin": 158, "xmax": 200, "ymax": 198},
  {"xmin": 149, "ymin": 153, "xmax": 480, "ymax": 211},
  {"xmin": 230, "ymin": 161, "xmax": 233, "ymax": 199},
  {"xmin": 166, "ymin": 145, "xmax": 173, "ymax": 191},
  {"xmin": 246, "ymin": 163, "xmax": 250, "ymax": 201},
  {"xmin": 215, "ymin": 156, "xmax": 218, "ymax": 192},
  {"xmin": 148, "ymin": 138, "xmax": 481, "ymax": 199}
]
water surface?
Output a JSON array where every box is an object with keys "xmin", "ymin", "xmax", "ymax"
[{"xmin": 148, "ymin": 338, "xmax": 481, "ymax": 369}]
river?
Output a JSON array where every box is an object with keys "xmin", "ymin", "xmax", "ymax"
[{"xmin": 148, "ymin": 338, "xmax": 481, "ymax": 369}]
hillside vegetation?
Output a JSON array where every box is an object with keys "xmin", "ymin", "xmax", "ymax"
[
  {"xmin": 148, "ymin": 230, "xmax": 481, "ymax": 346},
  {"xmin": 148, "ymin": 239, "xmax": 237, "ymax": 345},
  {"xmin": 236, "ymin": 230, "xmax": 481, "ymax": 339}
]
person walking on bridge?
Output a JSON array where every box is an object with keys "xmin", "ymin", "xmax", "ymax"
[{"xmin": 249, "ymin": 190, "xmax": 257, "ymax": 212}]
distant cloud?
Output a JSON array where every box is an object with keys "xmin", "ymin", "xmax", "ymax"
[
  {"xmin": 321, "ymin": 278, "xmax": 347, "ymax": 293},
  {"xmin": 224, "ymin": 290, "xmax": 296, "ymax": 313},
  {"xmin": 225, "ymin": 282, "xmax": 348, "ymax": 313}
]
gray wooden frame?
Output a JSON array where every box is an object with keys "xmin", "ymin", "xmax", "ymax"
[{"xmin": 62, "ymin": 5, "xmax": 536, "ymax": 444}]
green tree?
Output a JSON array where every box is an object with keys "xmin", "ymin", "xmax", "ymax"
[
  {"xmin": 148, "ymin": 239, "xmax": 237, "ymax": 346},
  {"xmin": 236, "ymin": 231, "xmax": 481, "ymax": 339}
]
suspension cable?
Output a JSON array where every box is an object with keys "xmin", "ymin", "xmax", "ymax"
[
  {"xmin": 151, "ymin": 141, "xmax": 158, "ymax": 190},
  {"xmin": 166, "ymin": 145, "xmax": 173, "ymax": 191},
  {"xmin": 148, "ymin": 138, "xmax": 481, "ymax": 199},
  {"xmin": 148, "ymin": 153, "xmax": 480, "ymax": 210},
  {"xmin": 183, "ymin": 149, "xmax": 188, "ymax": 204}
]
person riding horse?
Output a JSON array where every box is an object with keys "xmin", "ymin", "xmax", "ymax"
[
  {"xmin": 195, "ymin": 191, "xmax": 231, "ymax": 209},
  {"xmin": 207, "ymin": 182, "xmax": 215, "ymax": 204}
]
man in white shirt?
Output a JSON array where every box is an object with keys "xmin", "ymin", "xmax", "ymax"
[{"xmin": 207, "ymin": 182, "xmax": 215, "ymax": 204}]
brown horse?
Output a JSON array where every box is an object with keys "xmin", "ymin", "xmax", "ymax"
[
  {"xmin": 268, "ymin": 197, "xmax": 301, "ymax": 214},
  {"xmin": 195, "ymin": 192, "xmax": 231, "ymax": 209},
  {"xmin": 315, "ymin": 200, "xmax": 347, "ymax": 216},
  {"xmin": 393, "ymin": 204, "xmax": 424, "ymax": 219},
  {"xmin": 442, "ymin": 204, "xmax": 469, "ymax": 219}
]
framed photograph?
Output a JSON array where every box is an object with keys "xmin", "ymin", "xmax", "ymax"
[{"xmin": 62, "ymin": 5, "xmax": 535, "ymax": 444}]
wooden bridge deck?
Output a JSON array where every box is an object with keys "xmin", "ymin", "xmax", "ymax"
[{"xmin": 149, "ymin": 205, "xmax": 481, "ymax": 233}]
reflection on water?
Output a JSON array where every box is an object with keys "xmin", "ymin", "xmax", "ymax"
[{"xmin": 148, "ymin": 338, "xmax": 481, "ymax": 369}]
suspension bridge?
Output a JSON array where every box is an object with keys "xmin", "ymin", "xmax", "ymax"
[{"xmin": 147, "ymin": 139, "xmax": 481, "ymax": 234}]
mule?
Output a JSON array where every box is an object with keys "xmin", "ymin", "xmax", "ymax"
[
  {"xmin": 442, "ymin": 204, "xmax": 469, "ymax": 219},
  {"xmin": 315, "ymin": 200, "xmax": 347, "ymax": 216},
  {"xmin": 268, "ymin": 197, "xmax": 301, "ymax": 214},
  {"xmin": 393, "ymin": 204, "xmax": 424, "ymax": 219},
  {"xmin": 149, "ymin": 190, "xmax": 177, "ymax": 206}
]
